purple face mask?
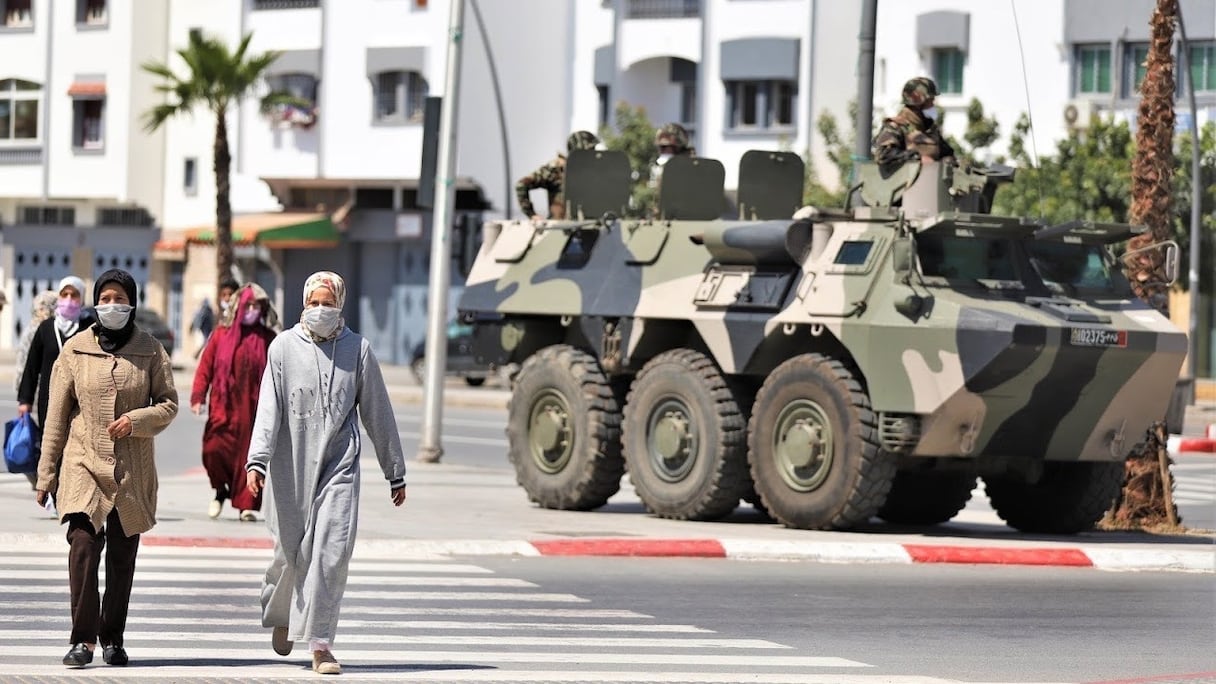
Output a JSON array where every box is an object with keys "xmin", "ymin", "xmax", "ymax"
[
  {"xmin": 56, "ymin": 298, "xmax": 82, "ymax": 320},
  {"xmin": 241, "ymin": 308, "xmax": 261, "ymax": 326}
]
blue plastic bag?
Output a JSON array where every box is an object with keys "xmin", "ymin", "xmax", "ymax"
[{"xmin": 4, "ymin": 415, "xmax": 40, "ymax": 475}]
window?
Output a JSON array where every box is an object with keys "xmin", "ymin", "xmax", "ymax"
[
  {"xmin": 19, "ymin": 206, "xmax": 75, "ymax": 225},
  {"xmin": 1076, "ymin": 44, "xmax": 1112, "ymax": 94},
  {"xmin": 76, "ymin": 0, "xmax": 106, "ymax": 25},
  {"xmin": 72, "ymin": 98, "xmax": 104, "ymax": 150},
  {"xmin": 98, "ymin": 207, "xmax": 153, "ymax": 226},
  {"xmin": 373, "ymin": 71, "xmax": 428, "ymax": 124},
  {"xmin": 3, "ymin": 0, "xmax": 32, "ymax": 28},
  {"xmin": 252, "ymin": 0, "xmax": 319, "ymax": 9},
  {"xmin": 679, "ymin": 81, "xmax": 697, "ymax": 132},
  {"xmin": 184, "ymin": 158, "xmax": 198, "ymax": 195},
  {"xmin": 267, "ymin": 72, "xmax": 318, "ymax": 105},
  {"xmin": 1124, "ymin": 43, "xmax": 1149, "ymax": 97},
  {"xmin": 0, "ymin": 79, "xmax": 40, "ymax": 141},
  {"xmin": 932, "ymin": 48, "xmax": 964, "ymax": 94},
  {"xmin": 1188, "ymin": 42, "xmax": 1216, "ymax": 92},
  {"xmin": 725, "ymin": 80, "xmax": 795, "ymax": 131},
  {"xmin": 596, "ymin": 85, "xmax": 609, "ymax": 128}
]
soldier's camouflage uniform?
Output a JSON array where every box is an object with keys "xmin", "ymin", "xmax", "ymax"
[
  {"xmin": 872, "ymin": 109, "xmax": 955, "ymax": 170},
  {"xmin": 515, "ymin": 131, "xmax": 599, "ymax": 220},
  {"xmin": 515, "ymin": 155, "xmax": 567, "ymax": 219}
]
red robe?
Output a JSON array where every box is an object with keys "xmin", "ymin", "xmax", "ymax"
[{"xmin": 191, "ymin": 319, "xmax": 276, "ymax": 511}]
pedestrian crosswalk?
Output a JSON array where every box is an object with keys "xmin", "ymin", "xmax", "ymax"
[{"xmin": 0, "ymin": 543, "xmax": 892, "ymax": 683}]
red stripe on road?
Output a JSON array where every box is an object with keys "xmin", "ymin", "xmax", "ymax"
[
  {"xmin": 903, "ymin": 544, "xmax": 1093, "ymax": 567},
  {"xmin": 143, "ymin": 536, "xmax": 273, "ymax": 549},
  {"xmin": 1177, "ymin": 438, "xmax": 1216, "ymax": 453},
  {"xmin": 531, "ymin": 538, "xmax": 727, "ymax": 557},
  {"xmin": 1084, "ymin": 671, "xmax": 1216, "ymax": 684}
]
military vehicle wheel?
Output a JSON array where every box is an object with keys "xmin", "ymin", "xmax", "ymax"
[
  {"xmin": 507, "ymin": 345, "xmax": 624, "ymax": 510},
  {"xmin": 747, "ymin": 354, "xmax": 895, "ymax": 530},
  {"xmin": 877, "ymin": 470, "xmax": 977, "ymax": 525},
  {"xmin": 621, "ymin": 349, "xmax": 749, "ymax": 521},
  {"xmin": 984, "ymin": 462, "xmax": 1124, "ymax": 534}
]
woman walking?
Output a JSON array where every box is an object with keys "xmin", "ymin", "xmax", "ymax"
[
  {"xmin": 191, "ymin": 283, "xmax": 278, "ymax": 521},
  {"xmin": 246, "ymin": 271, "xmax": 406, "ymax": 675},
  {"xmin": 34, "ymin": 269, "xmax": 178, "ymax": 668}
]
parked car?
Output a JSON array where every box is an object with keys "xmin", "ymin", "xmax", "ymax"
[
  {"xmin": 410, "ymin": 321, "xmax": 495, "ymax": 386},
  {"xmin": 135, "ymin": 308, "xmax": 175, "ymax": 356}
]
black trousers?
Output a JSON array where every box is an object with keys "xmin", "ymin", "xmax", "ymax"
[{"xmin": 65, "ymin": 509, "xmax": 140, "ymax": 646}]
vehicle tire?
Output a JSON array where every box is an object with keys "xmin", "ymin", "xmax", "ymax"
[
  {"xmin": 984, "ymin": 461, "xmax": 1124, "ymax": 534},
  {"xmin": 507, "ymin": 344, "xmax": 624, "ymax": 510},
  {"xmin": 747, "ymin": 354, "xmax": 895, "ymax": 530},
  {"xmin": 877, "ymin": 470, "xmax": 977, "ymax": 525},
  {"xmin": 464, "ymin": 376, "xmax": 486, "ymax": 387},
  {"xmin": 621, "ymin": 349, "xmax": 749, "ymax": 521}
]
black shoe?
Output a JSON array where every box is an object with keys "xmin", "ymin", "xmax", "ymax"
[
  {"xmin": 102, "ymin": 645, "xmax": 128, "ymax": 666},
  {"xmin": 63, "ymin": 643, "xmax": 93, "ymax": 668}
]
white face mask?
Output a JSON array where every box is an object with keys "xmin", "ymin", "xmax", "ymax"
[
  {"xmin": 656, "ymin": 153, "xmax": 673, "ymax": 166},
  {"xmin": 95, "ymin": 304, "xmax": 133, "ymax": 330},
  {"xmin": 921, "ymin": 106, "xmax": 938, "ymax": 121},
  {"xmin": 302, "ymin": 306, "xmax": 341, "ymax": 338}
]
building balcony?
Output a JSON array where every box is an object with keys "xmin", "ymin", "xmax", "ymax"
[{"xmin": 624, "ymin": 0, "xmax": 701, "ymax": 19}]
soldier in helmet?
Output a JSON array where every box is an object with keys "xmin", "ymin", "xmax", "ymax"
[
  {"xmin": 648, "ymin": 122, "xmax": 695, "ymax": 207},
  {"xmin": 515, "ymin": 130, "xmax": 600, "ymax": 221},
  {"xmin": 872, "ymin": 77, "xmax": 955, "ymax": 172}
]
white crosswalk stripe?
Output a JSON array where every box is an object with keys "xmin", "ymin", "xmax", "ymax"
[{"xmin": 0, "ymin": 543, "xmax": 878, "ymax": 682}]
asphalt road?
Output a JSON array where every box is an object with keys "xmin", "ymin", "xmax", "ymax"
[{"xmin": 475, "ymin": 556, "xmax": 1216, "ymax": 683}]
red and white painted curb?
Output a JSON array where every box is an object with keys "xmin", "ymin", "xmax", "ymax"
[
  {"xmin": 1, "ymin": 532, "xmax": 1209, "ymax": 572},
  {"xmin": 121, "ymin": 535, "xmax": 1216, "ymax": 573},
  {"xmin": 1169, "ymin": 424, "xmax": 1216, "ymax": 454}
]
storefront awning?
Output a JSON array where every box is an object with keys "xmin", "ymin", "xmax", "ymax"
[
  {"xmin": 153, "ymin": 211, "xmax": 340, "ymax": 256},
  {"xmin": 67, "ymin": 81, "xmax": 106, "ymax": 97}
]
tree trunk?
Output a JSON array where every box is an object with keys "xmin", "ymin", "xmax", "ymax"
[
  {"xmin": 213, "ymin": 108, "xmax": 234, "ymax": 294},
  {"xmin": 1108, "ymin": 0, "xmax": 1181, "ymax": 530}
]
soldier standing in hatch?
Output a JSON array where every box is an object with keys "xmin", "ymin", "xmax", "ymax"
[
  {"xmin": 648, "ymin": 122, "xmax": 694, "ymax": 190},
  {"xmin": 872, "ymin": 77, "xmax": 955, "ymax": 174},
  {"xmin": 515, "ymin": 130, "xmax": 600, "ymax": 221}
]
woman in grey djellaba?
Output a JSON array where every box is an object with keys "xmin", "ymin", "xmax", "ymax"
[{"xmin": 245, "ymin": 270, "xmax": 406, "ymax": 675}]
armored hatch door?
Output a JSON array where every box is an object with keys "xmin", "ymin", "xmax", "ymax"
[
  {"xmin": 489, "ymin": 221, "xmax": 538, "ymax": 263},
  {"xmin": 659, "ymin": 156, "xmax": 726, "ymax": 220},
  {"xmin": 624, "ymin": 224, "xmax": 669, "ymax": 265},
  {"xmin": 565, "ymin": 149, "xmax": 631, "ymax": 220},
  {"xmin": 853, "ymin": 160, "xmax": 921, "ymax": 208},
  {"xmin": 737, "ymin": 150, "xmax": 804, "ymax": 219}
]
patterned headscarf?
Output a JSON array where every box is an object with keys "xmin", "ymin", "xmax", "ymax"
[{"xmin": 303, "ymin": 271, "xmax": 346, "ymax": 309}]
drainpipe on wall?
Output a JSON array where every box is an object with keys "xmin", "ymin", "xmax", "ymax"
[
  {"xmin": 317, "ymin": 0, "xmax": 326, "ymax": 177},
  {"xmin": 804, "ymin": 0, "xmax": 817, "ymax": 168},
  {"xmin": 40, "ymin": 0, "xmax": 55, "ymax": 199}
]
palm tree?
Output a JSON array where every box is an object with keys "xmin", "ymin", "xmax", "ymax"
[
  {"xmin": 1109, "ymin": 0, "xmax": 1180, "ymax": 528},
  {"xmin": 141, "ymin": 31, "xmax": 304, "ymax": 292}
]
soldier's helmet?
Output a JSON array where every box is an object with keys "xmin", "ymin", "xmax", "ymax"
[
  {"xmin": 566, "ymin": 130, "xmax": 600, "ymax": 153},
  {"xmin": 901, "ymin": 77, "xmax": 939, "ymax": 108},
  {"xmin": 655, "ymin": 122, "xmax": 691, "ymax": 153}
]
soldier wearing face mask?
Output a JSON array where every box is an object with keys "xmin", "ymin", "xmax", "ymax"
[{"xmin": 872, "ymin": 77, "xmax": 955, "ymax": 173}]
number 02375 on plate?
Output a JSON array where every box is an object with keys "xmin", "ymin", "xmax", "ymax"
[{"xmin": 1068, "ymin": 328, "xmax": 1128, "ymax": 347}]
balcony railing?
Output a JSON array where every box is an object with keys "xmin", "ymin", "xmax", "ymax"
[
  {"xmin": 625, "ymin": 0, "xmax": 700, "ymax": 19},
  {"xmin": 0, "ymin": 147, "xmax": 43, "ymax": 165},
  {"xmin": 252, "ymin": 0, "xmax": 319, "ymax": 10}
]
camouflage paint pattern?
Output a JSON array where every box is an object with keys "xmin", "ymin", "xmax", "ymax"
[{"xmin": 460, "ymin": 156, "xmax": 1187, "ymax": 466}]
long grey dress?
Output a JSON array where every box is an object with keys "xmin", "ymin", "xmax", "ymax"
[{"xmin": 246, "ymin": 324, "xmax": 406, "ymax": 644}]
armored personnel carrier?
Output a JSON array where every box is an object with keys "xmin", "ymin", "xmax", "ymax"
[{"xmin": 457, "ymin": 149, "xmax": 1187, "ymax": 533}]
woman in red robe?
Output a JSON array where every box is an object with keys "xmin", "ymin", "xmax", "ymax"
[{"xmin": 191, "ymin": 284, "xmax": 279, "ymax": 521}]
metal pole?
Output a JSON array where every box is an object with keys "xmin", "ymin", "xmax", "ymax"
[
  {"xmin": 469, "ymin": 0, "xmax": 512, "ymax": 220},
  {"xmin": 850, "ymin": 0, "xmax": 878, "ymax": 203},
  {"xmin": 1178, "ymin": 5, "xmax": 1202, "ymax": 403},
  {"xmin": 417, "ymin": 0, "xmax": 466, "ymax": 463}
]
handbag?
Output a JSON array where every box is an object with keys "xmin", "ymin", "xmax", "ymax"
[{"xmin": 4, "ymin": 414, "xmax": 41, "ymax": 475}]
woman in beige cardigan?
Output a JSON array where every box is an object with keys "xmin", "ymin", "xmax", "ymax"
[{"xmin": 35, "ymin": 269, "xmax": 178, "ymax": 669}]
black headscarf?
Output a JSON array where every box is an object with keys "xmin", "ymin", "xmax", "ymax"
[{"xmin": 93, "ymin": 269, "xmax": 138, "ymax": 353}]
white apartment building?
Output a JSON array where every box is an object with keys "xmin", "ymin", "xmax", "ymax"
[
  {"xmin": 2, "ymin": 0, "xmax": 1211, "ymax": 373},
  {"xmin": 0, "ymin": 0, "xmax": 168, "ymax": 347}
]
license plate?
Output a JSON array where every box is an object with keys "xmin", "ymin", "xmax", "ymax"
[{"xmin": 1069, "ymin": 328, "xmax": 1127, "ymax": 348}]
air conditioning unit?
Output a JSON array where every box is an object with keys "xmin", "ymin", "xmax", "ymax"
[{"xmin": 1063, "ymin": 99, "xmax": 1095, "ymax": 128}]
